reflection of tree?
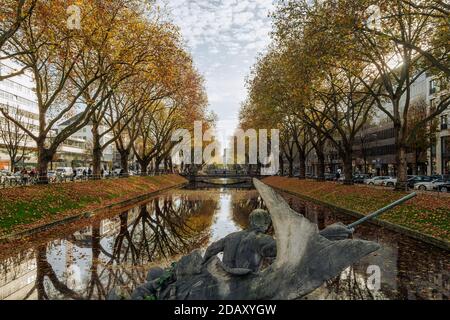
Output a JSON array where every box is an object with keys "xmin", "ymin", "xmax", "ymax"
[
  {"xmin": 86, "ymin": 222, "xmax": 105, "ymax": 299},
  {"xmin": 111, "ymin": 196, "xmax": 215, "ymax": 265},
  {"xmin": 16, "ymin": 193, "xmax": 217, "ymax": 300},
  {"xmin": 30, "ymin": 245, "xmax": 84, "ymax": 300}
]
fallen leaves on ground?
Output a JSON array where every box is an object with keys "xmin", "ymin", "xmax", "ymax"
[
  {"xmin": 0, "ymin": 175, "xmax": 187, "ymax": 236},
  {"xmin": 262, "ymin": 177, "xmax": 450, "ymax": 242}
]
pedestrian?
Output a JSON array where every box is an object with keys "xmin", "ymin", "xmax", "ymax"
[
  {"xmin": 88, "ymin": 168, "xmax": 92, "ymax": 176},
  {"xmin": 335, "ymin": 171, "xmax": 341, "ymax": 181},
  {"xmin": 21, "ymin": 168, "xmax": 28, "ymax": 185}
]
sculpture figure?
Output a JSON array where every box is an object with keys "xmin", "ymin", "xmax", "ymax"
[
  {"xmin": 112, "ymin": 179, "xmax": 381, "ymax": 300},
  {"xmin": 202, "ymin": 209, "xmax": 276, "ymax": 273}
]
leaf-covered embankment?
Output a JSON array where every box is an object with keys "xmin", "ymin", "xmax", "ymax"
[
  {"xmin": 0, "ymin": 175, "xmax": 187, "ymax": 237},
  {"xmin": 262, "ymin": 176, "xmax": 450, "ymax": 242}
]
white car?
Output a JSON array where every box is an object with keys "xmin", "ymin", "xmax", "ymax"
[
  {"xmin": 55, "ymin": 167, "xmax": 74, "ymax": 177},
  {"xmin": 383, "ymin": 177, "xmax": 397, "ymax": 187},
  {"xmin": 1, "ymin": 172, "xmax": 22, "ymax": 184},
  {"xmin": 382, "ymin": 176, "xmax": 416, "ymax": 187},
  {"xmin": 414, "ymin": 179, "xmax": 447, "ymax": 191},
  {"xmin": 365, "ymin": 176, "xmax": 393, "ymax": 186}
]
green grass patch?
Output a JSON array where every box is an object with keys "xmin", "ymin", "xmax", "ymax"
[{"xmin": 0, "ymin": 194, "xmax": 98, "ymax": 230}]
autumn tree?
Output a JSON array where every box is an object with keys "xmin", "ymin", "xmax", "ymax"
[
  {"xmin": 81, "ymin": 6, "xmax": 175, "ymax": 177},
  {"xmin": 0, "ymin": 0, "xmax": 37, "ymax": 80},
  {"xmin": 241, "ymin": 49, "xmax": 312, "ymax": 178},
  {"xmin": 304, "ymin": 64, "xmax": 377, "ymax": 184},
  {"xmin": 0, "ymin": 1, "xmax": 179, "ymax": 182},
  {"xmin": 133, "ymin": 59, "xmax": 208, "ymax": 174},
  {"xmin": 273, "ymin": 0, "xmax": 450, "ymax": 189},
  {"xmin": 0, "ymin": 1, "xmax": 121, "ymax": 181},
  {"xmin": 407, "ymin": 98, "xmax": 439, "ymax": 174},
  {"xmin": 0, "ymin": 105, "xmax": 33, "ymax": 171}
]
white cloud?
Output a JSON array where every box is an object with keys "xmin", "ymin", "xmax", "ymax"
[{"xmin": 160, "ymin": 0, "xmax": 275, "ymax": 144}]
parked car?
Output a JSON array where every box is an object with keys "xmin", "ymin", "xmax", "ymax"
[
  {"xmin": 55, "ymin": 167, "xmax": 74, "ymax": 177},
  {"xmin": 74, "ymin": 167, "xmax": 88, "ymax": 177},
  {"xmin": 437, "ymin": 182, "xmax": 450, "ymax": 193},
  {"xmin": 430, "ymin": 174, "xmax": 450, "ymax": 182},
  {"xmin": 2, "ymin": 172, "xmax": 22, "ymax": 184},
  {"xmin": 324, "ymin": 173, "xmax": 335, "ymax": 181},
  {"xmin": 383, "ymin": 176, "xmax": 416, "ymax": 187},
  {"xmin": 365, "ymin": 176, "xmax": 392, "ymax": 186},
  {"xmin": 47, "ymin": 170, "xmax": 56, "ymax": 178},
  {"xmin": 407, "ymin": 176, "xmax": 434, "ymax": 189},
  {"xmin": 414, "ymin": 178, "xmax": 448, "ymax": 191},
  {"xmin": 114, "ymin": 168, "xmax": 126, "ymax": 176},
  {"xmin": 353, "ymin": 174, "xmax": 370, "ymax": 184}
]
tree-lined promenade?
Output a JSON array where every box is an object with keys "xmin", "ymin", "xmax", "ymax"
[
  {"xmin": 0, "ymin": 1, "xmax": 211, "ymax": 181},
  {"xmin": 240, "ymin": 0, "xmax": 450, "ymax": 189}
]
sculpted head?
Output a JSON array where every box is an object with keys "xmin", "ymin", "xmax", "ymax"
[{"xmin": 248, "ymin": 209, "xmax": 272, "ymax": 233}]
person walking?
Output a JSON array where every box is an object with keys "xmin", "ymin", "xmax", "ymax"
[
  {"xmin": 30, "ymin": 168, "xmax": 36, "ymax": 184},
  {"xmin": 21, "ymin": 168, "xmax": 28, "ymax": 185},
  {"xmin": 335, "ymin": 171, "xmax": 341, "ymax": 181}
]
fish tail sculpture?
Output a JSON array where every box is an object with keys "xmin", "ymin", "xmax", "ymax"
[{"xmin": 123, "ymin": 179, "xmax": 380, "ymax": 300}]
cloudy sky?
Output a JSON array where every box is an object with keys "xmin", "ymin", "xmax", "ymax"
[{"xmin": 160, "ymin": 0, "xmax": 275, "ymax": 146}]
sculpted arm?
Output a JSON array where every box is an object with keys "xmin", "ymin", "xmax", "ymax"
[{"xmin": 203, "ymin": 238, "xmax": 226, "ymax": 262}]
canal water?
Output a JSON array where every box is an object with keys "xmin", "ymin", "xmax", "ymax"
[{"xmin": 0, "ymin": 186, "xmax": 448, "ymax": 300}]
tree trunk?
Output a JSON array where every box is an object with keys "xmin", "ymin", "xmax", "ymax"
[
  {"xmin": 279, "ymin": 155, "xmax": 284, "ymax": 176},
  {"xmin": 155, "ymin": 158, "xmax": 161, "ymax": 174},
  {"xmin": 394, "ymin": 120, "xmax": 408, "ymax": 190},
  {"xmin": 138, "ymin": 158, "xmax": 150, "ymax": 175},
  {"xmin": 120, "ymin": 150, "xmax": 130, "ymax": 176},
  {"xmin": 288, "ymin": 159, "xmax": 293, "ymax": 177},
  {"xmin": 10, "ymin": 159, "xmax": 15, "ymax": 173},
  {"xmin": 298, "ymin": 153, "xmax": 306, "ymax": 180},
  {"xmin": 363, "ymin": 155, "xmax": 367, "ymax": 174},
  {"xmin": 317, "ymin": 151, "xmax": 325, "ymax": 181},
  {"xmin": 37, "ymin": 145, "xmax": 53, "ymax": 184},
  {"xmin": 395, "ymin": 144, "xmax": 408, "ymax": 190},
  {"xmin": 92, "ymin": 125, "xmax": 102, "ymax": 179},
  {"xmin": 92, "ymin": 147, "xmax": 102, "ymax": 179},
  {"xmin": 343, "ymin": 152, "xmax": 353, "ymax": 185}
]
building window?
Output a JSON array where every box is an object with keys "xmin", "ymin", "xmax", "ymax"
[
  {"xmin": 441, "ymin": 114, "xmax": 448, "ymax": 130},
  {"xmin": 430, "ymin": 79, "xmax": 439, "ymax": 95},
  {"xmin": 430, "ymin": 98, "xmax": 435, "ymax": 111}
]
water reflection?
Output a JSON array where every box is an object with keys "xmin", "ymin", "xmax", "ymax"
[
  {"xmin": 0, "ymin": 192, "xmax": 224, "ymax": 300},
  {"xmin": 283, "ymin": 195, "xmax": 449, "ymax": 300},
  {"xmin": 0, "ymin": 188, "xmax": 448, "ymax": 300}
]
